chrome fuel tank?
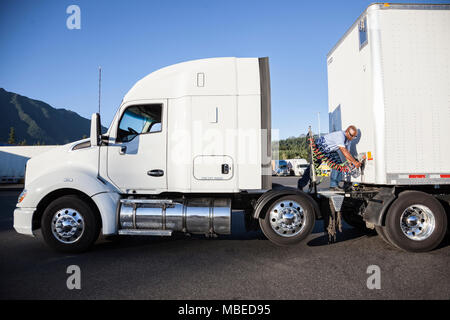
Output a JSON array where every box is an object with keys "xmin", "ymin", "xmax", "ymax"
[{"xmin": 119, "ymin": 198, "xmax": 231, "ymax": 235}]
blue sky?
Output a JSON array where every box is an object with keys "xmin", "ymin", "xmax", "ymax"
[{"xmin": 1, "ymin": 0, "xmax": 447, "ymax": 139}]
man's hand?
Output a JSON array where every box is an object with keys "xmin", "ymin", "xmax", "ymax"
[
  {"xmin": 340, "ymin": 146, "xmax": 363, "ymax": 169},
  {"xmin": 354, "ymin": 154, "xmax": 366, "ymax": 168}
]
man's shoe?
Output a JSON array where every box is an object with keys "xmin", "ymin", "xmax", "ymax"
[{"xmin": 329, "ymin": 186, "xmax": 343, "ymax": 192}]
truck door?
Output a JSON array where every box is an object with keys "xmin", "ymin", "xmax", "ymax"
[{"xmin": 107, "ymin": 101, "xmax": 167, "ymax": 193}]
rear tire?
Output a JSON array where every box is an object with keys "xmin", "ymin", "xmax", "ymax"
[
  {"xmin": 41, "ymin": 195, "xmax": 100, "ymax": 253},
  {"xmin": 383, "ymin": 191, "xmax": 447, "ymax": 252},
  {"xmin": 259, "ymin": 195, "xmax": 315, "ymax": 246}
]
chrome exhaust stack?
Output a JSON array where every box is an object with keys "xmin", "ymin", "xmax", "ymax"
[{"xmin": 118, "ymin": 198, "xmax": 231, "ymax": 235}]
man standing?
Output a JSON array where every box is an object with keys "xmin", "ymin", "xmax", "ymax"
[{"xmin": 297, "ymin": 125, "xmax": 362, "ymax": 191}]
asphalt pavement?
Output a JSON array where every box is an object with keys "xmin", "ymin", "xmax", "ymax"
[{"xmin": 0, "ymin": 177, "xmax": 449, "ymax": 299}]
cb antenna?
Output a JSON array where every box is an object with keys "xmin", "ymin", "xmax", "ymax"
[
  {"xmin": 98, "ymin": 66, "xmax": 102, "ymax": 115},
  {"xmin": 96, "ymin": 66, "xmax": 103, "ymax": 182}
]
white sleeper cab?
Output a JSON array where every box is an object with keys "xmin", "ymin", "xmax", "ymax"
[{"xmin": 13, "ymin": 57, "xmax": 319, "ymax": 252}]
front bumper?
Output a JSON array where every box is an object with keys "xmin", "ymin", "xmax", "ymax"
[{"xmin": 13, "ymin": 207, "xmax": 36, "ymax": 236}]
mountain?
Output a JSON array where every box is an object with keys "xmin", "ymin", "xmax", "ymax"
[{"xmin": 0, "ymin": 88, "xmax": 105, "ymax": 145}]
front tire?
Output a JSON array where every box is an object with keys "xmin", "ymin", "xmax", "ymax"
[
  {"xmin": 259, "ymin": 195, "xmax": 315, "ymax": 246},
  {"xmin": 383, "ymin": 191, "xmax": 447, "ymax": 252},
  {"xmin": 41, "ymin": 195, "xmax": 100, "ymax": 253}
]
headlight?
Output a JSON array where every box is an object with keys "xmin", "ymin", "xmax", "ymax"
[{"xmin": 18, "ymin": 189, "xmax": 27, "ymax": 203}]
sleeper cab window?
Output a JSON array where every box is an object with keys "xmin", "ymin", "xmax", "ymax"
[
  {"xmin": 359, "ymin": 17, "xmax": 368, "ymax": 50},
  {"xmin": 117, "ymin": 104, "xmax": 162, "ymax": 142}
]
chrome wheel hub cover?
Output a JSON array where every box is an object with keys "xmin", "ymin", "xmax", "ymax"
[
  {"xmin": 51, "ymin": 208, "xmax": 85, "ymax": 244},
  {"xmin": 400, "ymin": 204, "xmax": 435, "ymax": 241},
  {"xmin": 269, "ymin": 200, "xmax": 305, "ymax": 237}
]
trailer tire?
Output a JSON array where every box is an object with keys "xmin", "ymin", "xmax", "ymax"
[
  {"xmin": 383, "ymin": 191, "xmax": 447, "ymax": 252},
  {"xmin": 41, "ymin": 195, "xmax": 100, "ymax": 253},
  {"xmin": 259, "ymin": 195, "xmax": 315, "ymax": 246}
]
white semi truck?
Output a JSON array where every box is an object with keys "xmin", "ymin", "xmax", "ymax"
[
  {"xmin": 13, "ymin": 3, "xmax": 450, "ymax": 253},
  {"xmin": 13, "ymin": 57, "xmax": 320, "ymax": 252}
]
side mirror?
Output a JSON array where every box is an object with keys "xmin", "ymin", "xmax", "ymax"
[{"xmin": 90, "ymin": 113, "xmax": 101, "ymax": 146}]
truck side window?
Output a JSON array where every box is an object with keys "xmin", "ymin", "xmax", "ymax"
[
  {"xmin": 117, "ymin": 104, "xmax": 162, "ymax": 142},
  {"xmin": 359, "ymin": 17, "xmax": 368, "ymax": 49}
]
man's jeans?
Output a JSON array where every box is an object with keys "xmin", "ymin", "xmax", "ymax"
[
  {"xmin": 297, "ymin": 144, "xmax": 345, "ymax": 190},
  {"xmin": 297, "ymin": 161, "xmax": 343, "ymax": 189},
  {"xmin": 330, "ymin": 149, "xmax": 346, "ymax": 187},
  {"xmin": 330, "ymin": 169, "xmax": 342, "ymax": 188}
]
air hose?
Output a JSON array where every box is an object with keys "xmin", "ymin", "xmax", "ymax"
[{"xmin": 308, "ymin": 137, "xmax": 351, "ymax": 174}]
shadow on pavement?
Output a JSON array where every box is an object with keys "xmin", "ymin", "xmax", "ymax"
[
  {"xmin": 307, "ymin": 219, "xmax": 377, "ymax": 247},
  {"xmin": 93, "ymin": 219, "xmax": 374, "ymax": 253},
  {"xmin": 90, "ymin": 211, "xmax": 267, "ymax": 253},
  {"xmin": 307, "ymin": 227, "xmax": 373, "ymax": 247}
]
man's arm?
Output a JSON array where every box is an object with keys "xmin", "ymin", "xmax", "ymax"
[{"xmin": 339, "ymin": 146, "xmax": 361, "ymax": 168}]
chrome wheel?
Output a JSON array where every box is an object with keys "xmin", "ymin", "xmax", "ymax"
[
  {"xmin": 51, "ymin": 208, "xmax": 85, "ymax": 244},
  {"xmin": 400, "ymin": 204, "xmax": 435, "ymax": 241},
  {"xmin": 269, "ymin": 199, "xmax": 305, "ymax": 237}
]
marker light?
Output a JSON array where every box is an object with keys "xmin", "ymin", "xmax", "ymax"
[{"xmin": 18, "ymin": 190, "xmax": 27, "ymax": 203}]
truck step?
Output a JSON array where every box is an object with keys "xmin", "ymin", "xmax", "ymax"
[
  {"xmin": 120, "ymin": 199, "xmax": 174, "ymax": 205},
  {"xmin": 118, "ymin": 229, "xmax": 173, "ymax": 236}
]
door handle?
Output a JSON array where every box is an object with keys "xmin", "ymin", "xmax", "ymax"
[
  {"xmin": 119, "ymin": 145, "xmax": 127, "ymax": 155},
  {"xmin": 147, "ymin": 169, "xmax": 164, "ymax": 177},
  {"xmin": 221, "ymin": 164, "xmax": 230, "ymax": 174}
]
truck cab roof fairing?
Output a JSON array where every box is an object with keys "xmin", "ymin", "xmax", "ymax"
[{"xmin": 122, "ymin": 57, "xmax": 261, "ymax": 103}]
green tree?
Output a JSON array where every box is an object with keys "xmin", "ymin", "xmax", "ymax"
[
  {"xmin": 273, "ymin": 134, "xmax": 313, "ymax": 160},
  {"xmin": 8, "ymin": 127, "xmax": 16, "ymax": 144}
]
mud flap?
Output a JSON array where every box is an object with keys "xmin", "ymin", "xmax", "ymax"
[
  {"xmin": 362, "ymin": 187, "xmax": 396, "ymax": 227},
  {"xmin": 317, "ymin": 192, "xmax": 345, "ymax": 243}
]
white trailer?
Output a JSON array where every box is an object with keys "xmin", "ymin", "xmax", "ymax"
[
  {"xmin": 0, "ymin": 146, "xmax": 57, "ymax": 183},
  {"xmin": 13, "ymin": 57, "xmax": 319, "ymax": 252},
  {"xmin": 325, "ymin": 3, "xmax": 450, "ymax": 252}
]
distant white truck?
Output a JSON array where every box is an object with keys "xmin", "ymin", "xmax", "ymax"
[
  {"xmin": 326, "ymin": 3, "xmax": 450, "ymax": 252},
  {"xmin": 287, "ymin": 159, "xmax": 308, "ymax": 176}
]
